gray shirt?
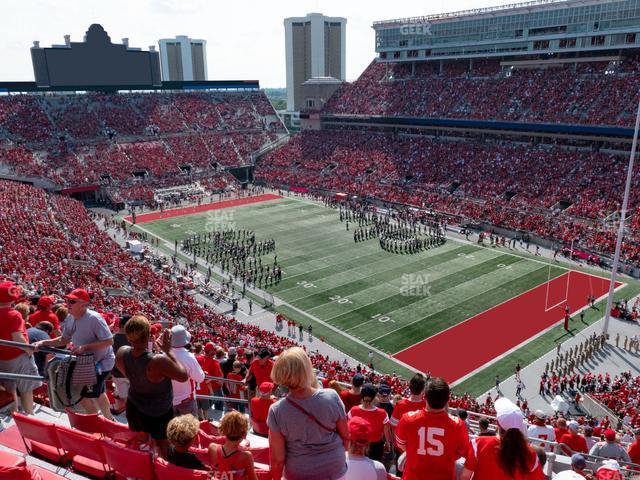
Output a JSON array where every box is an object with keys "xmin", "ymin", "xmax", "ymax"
[
  {"xmin": 267, "ymin": 389, "xmax": 347, "ymax": 480},
  {"xmin": 589, "ymin": 441, "xmax": 631, "ymax": 462},
  {"xmin": 62, "ymin": 309, "xmax": 115, "ymax": 371}
]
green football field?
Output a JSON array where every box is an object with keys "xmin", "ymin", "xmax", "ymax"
[{"xmin": 131, "ymin": 196, "xmax": 637, "ymax": 396}]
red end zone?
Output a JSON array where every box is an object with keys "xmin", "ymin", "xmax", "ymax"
[
  {"xmin": 124, "ymin": 194, "xmax": 282, "ymax": 224},
  {"xmin": 392, "ymin": 270, "xmax": 623, "ymax": 383}
]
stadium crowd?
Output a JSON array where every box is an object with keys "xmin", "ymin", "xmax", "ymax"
[
  {"xmin": 0, "ymin": 179, "xmax": 639, "ymax": 479},
  {"xmin": 255, "ymin": 130, "xmax": 640, "ymax": 266},
  {"xmin": 324, "ymin": 58, "xmax": 640, "ymax": 127}
]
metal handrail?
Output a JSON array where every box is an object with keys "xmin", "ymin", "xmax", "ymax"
[{"xmin": 204, "ymin": 375, "xmax": 245, "ymax": 385}]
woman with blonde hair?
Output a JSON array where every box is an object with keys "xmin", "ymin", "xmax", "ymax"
[
  {"xmin": 267, "ymin": 347, "xmax": 349, "ymax": 480},
  {"xmin": 208, "ymin": 410, "xmax": 257, "ymax": 480}
]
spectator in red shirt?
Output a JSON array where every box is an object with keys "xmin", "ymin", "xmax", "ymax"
[
  {"xmin": 246, "ymin": 348, "xmax": 274, "ymax": 400},
  {"xmin": 28, "ymin": 296, "xmax": 61, "ymax": 336},
  {"xmin": 627, "ymin": 429, "xmax": 640, "ymax": 468},
  {"xmin": 0, "ymin": 282, "xmax": 41, "ymax": 415},
  {"xmin": 348, "ymin": 383, "xmax": 391, "ymax": 462},
  {"xmin": 250, "ymin": 381, "xmax": 276, "ymax": 425},
  {"xmin": 227, "ymin": 360, "xmax": 247, "ymax": 413},
  {"xmin": 196, "ymin": 342, "xmax": 224, "ymax": 417},
  {"xmin": 555, "ymin": 418, "xmax": 570, "ymax": 443},
  {"xmin": 560, "ymin": 421, "xmax": 589, "ymax": 455},
  {"xmin": 390, "ymin": 373, "xmax": 426, "ymax": 427},
  {"xmin": 340, "ymin": 373, "xmax": 364, "ymax": 413},
  {"xmin": 395, "ymin": 377, "xmax": 470, "ymax": 480},
  {"xmin": 461, "ymin": 397, "xmax": 544, "ymax": 480}
]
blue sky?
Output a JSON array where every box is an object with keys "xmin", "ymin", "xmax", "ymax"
[{"xmin": 0, "ymin": 0, "xmax": 516, "ymax": 87}]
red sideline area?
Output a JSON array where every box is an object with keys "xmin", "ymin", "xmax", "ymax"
[
  {"xmin": 123, "ymin": 194, "xmax": 282, "ymax": 224},
  {"xmin": 393, "ymin": 271, "xmax": 623, "ymax": 383}
]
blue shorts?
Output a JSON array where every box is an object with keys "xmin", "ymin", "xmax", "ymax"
[{"xmin": 81, "ymin": 369, "xmax": 110, "ymax": 399}]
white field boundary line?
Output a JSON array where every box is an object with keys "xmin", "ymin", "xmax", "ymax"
[
  {"xmin": 365, "ymin": 259, "xmax": 536, "ymax": 345},
  {"xmin": 122, "ymin": 194, "xmax": 283, "ymax": 223},
  {"xmin": 281, "ymin": 244, "xmax": 469, "ymax": 300},
  {"xmin": 467, "ymin": 282, "xmax": 629, "ymax": 392},
  {"xmin": 279, "ymin": 301, "xmax": 427, "ymax": 376}
]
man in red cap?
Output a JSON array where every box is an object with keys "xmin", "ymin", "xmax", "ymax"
[
  {"xmin": 29, "ymin": 296, "xmax": 61, "ymax": 336},
  {"xmin": 346, "ymin": 416, "xmax": 388, "ymax": 479},
  {"xmin": 196, "ymin": 342, "xmax": 224, "ymax": 419},
  {"xmin": 0, "ymin": 281, "xmax": 41, "ymax": 414},
  {"xmin": 589, "ymin": 429, "xmax": 631, "ymax": 462},
  {"xmin": 250, "ymin": 381, "xmax": 275, "ymax": 429},
  {"xmin": 34, "ymin": 288, "xmax": 115, "ymax": 420}
]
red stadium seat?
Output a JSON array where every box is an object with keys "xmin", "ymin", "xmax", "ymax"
[
  {"xmin": 0, "ymin": 450, "xmax": 29, "ymax": 480},
  {"xmin": 101, "ymin": 439, "xmax": 154, "ymax": 480},
  {"xmin": 153, "ymin": 458, "xmax": 209, "ymax": 480},
  {"xmin": 65, "ymin": 409, "xmax": 103, "ymax": 435},
  {"xmin": 55, "ymin": 425, "xmax": 112, "ymax": 478},
  {"xmin": 12, "ymin": 413, "xmax": 68, "ymax": 465}
]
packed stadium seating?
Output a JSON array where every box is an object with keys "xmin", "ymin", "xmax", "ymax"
[
  {"xmin": 324, "ymin": 57, "xmax": 640, "ymax": 127},
  {"xmin": 255, "ymin": 130, "xmax": 640, "ymax": 265}
]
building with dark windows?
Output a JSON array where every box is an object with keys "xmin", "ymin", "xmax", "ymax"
[{"xmin": 158, "ymin": 36, "xmax": 208, "ymax": 81}]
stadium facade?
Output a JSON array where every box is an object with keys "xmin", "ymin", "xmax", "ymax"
[{"xmin": 373, "ymin": 0, "xmax": 640, "ymax": 62}]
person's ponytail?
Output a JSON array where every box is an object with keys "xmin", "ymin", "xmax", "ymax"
[{"xmin": 498, "ymin": 428, "xmax": 531, "ymax": 477}]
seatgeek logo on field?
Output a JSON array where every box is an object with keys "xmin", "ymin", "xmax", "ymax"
[
  {"xmin": 400, "ymin": 273, "xmax": 432, "ymax": 297},
  {"xmin": 400, "ymin": 23, "xmax": 432, "ymax": 36},
  {"xmin": 204, "ymin": 209, "xmax": 236, "ymax": 233}
]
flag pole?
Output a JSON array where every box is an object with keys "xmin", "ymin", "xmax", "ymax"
[{"xmin": 602, "ymin": 95, "xmax": 640, "ymax": 336}]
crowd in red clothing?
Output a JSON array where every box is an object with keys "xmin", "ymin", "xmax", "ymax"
[
  {"xmin": 255, "ymin": 130, "xmax": 640, "ymax": 265},
  {"xmin": 324, "ymin": 57, "xmax": 640, "ymax": 127}
]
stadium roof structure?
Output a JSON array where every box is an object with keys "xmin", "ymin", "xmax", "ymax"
[
  {"xmin": 374, "ymin": 0, "xmax": 598, "ymax": 27},
  {"xmin": 0, "ymin": 79, "xmax": 260, "ymax": 94}
]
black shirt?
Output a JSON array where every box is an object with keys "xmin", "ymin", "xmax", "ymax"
[{"xmin": 167, "ymin": 447, "xmax": 207, "ymax": 470}]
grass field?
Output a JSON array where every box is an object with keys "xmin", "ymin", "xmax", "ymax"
[{"xmin": 131, "ymin": 195, "xmax": 639, "ymax": 396}]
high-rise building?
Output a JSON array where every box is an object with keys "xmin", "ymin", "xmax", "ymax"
[
  {"xmin": 284, "ymin": 13, "xmax": 346, "ymax": 112},
  {"xmin": 158, "ymin": 36, "xmax": 207, "ymax": 81}
]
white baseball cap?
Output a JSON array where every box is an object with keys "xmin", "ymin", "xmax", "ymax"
[
  {"xmin": 495, "ymin": 397, "xmax": 524, "ymax": 431},
  {"xmin": 554, "ymin": 471, "xmax": 585, "ymax": 480}
]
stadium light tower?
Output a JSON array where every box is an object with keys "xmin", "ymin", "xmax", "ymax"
[{"xmin": 602, "ymin": 95, "xmax": 640, "ymax": 336}]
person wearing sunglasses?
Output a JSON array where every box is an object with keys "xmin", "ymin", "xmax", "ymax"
[{"xmin": 34, "ymin": 288, "xmax": 115, "ymax": 420}]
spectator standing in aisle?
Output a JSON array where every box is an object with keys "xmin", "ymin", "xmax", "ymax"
[
  {"xmin": 0, "ymin": 282, "xmax": 41, "ymax": 415},
  {"xmin": 35, "ymin": 288, "xmax": 114, "ymax": 420},
  {"xmin": 267, "ymin": 347, "xmax": 349, "ymax": 480},
  {"xmin": 115, "ymin": 316, "xmax": 188, "ymax": 458},
  {"xmin": 170, "ymin": 325, "xmax": 205, "ymax": 416}
]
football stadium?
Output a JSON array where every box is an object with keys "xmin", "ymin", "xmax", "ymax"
[{"xmin": 1, "ymin": 1, "xmax": 640, "ymax": 479}]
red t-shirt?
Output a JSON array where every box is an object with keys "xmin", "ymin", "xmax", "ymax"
[
  {"xmin": 390, "ymin": 398, "xmax": 426, "ymax": 427},
  {"xmin": 28, "ymin": 309, "xmax": 60, "ymax": 331},
  {"xmin": 202, "ymin": 356, "xmax": 223, "ymax": 390},
  {"xmin": 349, "ymin": 405, "xmax": 389, "ymax": 442},
  {"xmin": 628, "ymin": 440, "xmax": 640, "ymax": 467},
  {"xmin": 555, "ymin": 427, "xmax": 569, "ymax": 441},
  {"xmin": 339, "ymin": 390, "xmax": 361, "ymax": 414},
  {"xmin": 226, "ymin": 372, "xmax": 246, "ymax": 399},
  {"xmin": 249, "ymin": 359, "xmax": 274, "ymax": 386},
  {"xmin": 465, "ymin": 436, "xmax": 545, "ymax": 480},
  {"xmin": 395, "ymin": 409, "xmax": 470, "ymax": 480},
  {"xmin": 560, "ymin": 432, "xmax": 588, "ymax": 454},
  {"xmin": 0, "ymin": 307, "xmax": 27, "ymax": 360},
  {"xmin": 250, "ymin": 396, "xmax": 275, "ymax": 423}
]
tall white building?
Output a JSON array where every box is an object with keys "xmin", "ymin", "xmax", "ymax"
[
  {"xmin": 284, "ymin": 13, "xmax": 346, "ymax": 112},
  {"xmin": 158, "ymin": 36, "xmax": 207, "ymax": 81}
]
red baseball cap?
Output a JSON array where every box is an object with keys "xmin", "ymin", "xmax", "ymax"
[
  {"xmin": 37, "ymin": 295, "xmax": 55, "ymax": 309},
  {"xmin": 258, "ymin": 382, "xmax": 274, "ymax": 395},
  {"xmin": 204, "ymin": 342, "xmax": 216, "ymax": 354},
  {"xmin": 0, "ymin": 282, "xmax": 22, "ymax": 304},
  {"xmin": 604, "ymin": 429, "xmax": 616, "ymax": 441},
  {"xmin": 348, "ymin": 416, "xmax": 372, "ymax": 443},
  {"xmin": 65, "ymin": 288, "xmax": 91, "ymax": 303}
]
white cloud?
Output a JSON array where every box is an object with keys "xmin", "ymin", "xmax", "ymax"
[{"xmin": 0, "ymin": 0, "xmax": 515, "ymax": 87}]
